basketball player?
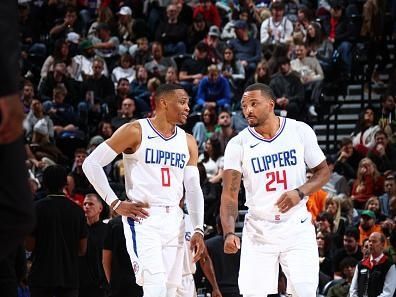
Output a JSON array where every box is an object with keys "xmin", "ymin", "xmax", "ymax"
[
  {"xmin": 83, "ymin": 84, "xmax": 206, "ymax": 297},
  {"xmin": 220, "ymin": 83, "xmax": 330, "ymax": 297}
]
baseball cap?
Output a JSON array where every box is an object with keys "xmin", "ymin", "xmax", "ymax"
[
  {"xmin": 208, "ymin": 25, "xmax": 220, "ymax": 37},
  {"xmin": 79, "ymin": 39, "xmax": 94, "ymax": 51},
  {"xmin": 66, "ymin": 32, "xmax": 80, "ymax": 44},
  {"xmin": 233, "ymin": 20, "xmax": 248, "ymax": 30},
  {"xmin": 118, "ymin": 6, "xmax": 132, "ymax": 16},
  {"xmin": 361, "ymin": 210, "xmax": 376, "ymax": 220}
]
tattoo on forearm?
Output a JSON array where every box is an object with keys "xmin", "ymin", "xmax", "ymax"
[
  {"xmin": 230, "ymin": 171, "xmax": 239, "ymax": 193},
  {"xmin": 226, "ymin": 202, "xmax": 238, "ymax": 219}
]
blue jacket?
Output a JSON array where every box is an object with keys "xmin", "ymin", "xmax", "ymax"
[{"xmin": 196, "ymin": 76, "xmax": 231, "ymax": 107}]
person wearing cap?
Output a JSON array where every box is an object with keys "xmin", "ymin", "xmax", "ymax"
[
  {"xmin": 204, "ymin": 25, "xmax": 226, "ymax": 64},
  {"xmin": 349, "ymin": 232, "xmax": 396, "ymax": 297},
  {"xmin": 155, "ymin": 3, "xmax": 188, "ymax": 56},
  {"xmin": 71, "ymin": 39, "xmax": 109, "ymax": 82},
  {"xmin": 358, "ymin": 210, "xmax": 383, "ymax": 246},
  {"xmin": 228, "ymin": 20, "xmax": 261, "ymax": 75},
  {"xmin": 116, "ymin": 6, "xmax": 137, "ymax": 55},
  {"xmin": 260, "ymin": 1, "xmax": 293, "ymax": 46},
  {"xmin": 179, "ymin": 42, "xmax": 210, "ymax": 96}
]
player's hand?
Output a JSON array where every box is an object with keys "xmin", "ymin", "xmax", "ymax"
[
  {"xmin": 212, "ymin": 288, "xmax": 223, "ymax": 297},
  {"xmin": 0, "ymin": 94, "xmax": 24, "ymax": 144},
  {"xmin": 224, "ymin": 233, "xmax": 240, "ymax": 254},
  {"xmin": 190, "ymin": 232, "xmax": 205, "ymax": 263},
  {"xmin": 115, "ymin": 201, "xmax": 150, "ymax": 220},
  {"xmin": 275, "ymin": 190, "xmax": 301, "ymax": 213}
]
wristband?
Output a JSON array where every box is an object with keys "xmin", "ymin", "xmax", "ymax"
[
  {"xmin": 194, "ymin": 228, "xmax": 204, "ymax": 237},
  {"xmin": 224, "ymin": 232, "xmax": 236, "ymax": 240},
  {"xmin": 112, "ymin": 200, "xmax": 122, "ymax": 211},
  {"xmin": 295, "ymin": 188, "xmax": 305, "ymax": 200}
]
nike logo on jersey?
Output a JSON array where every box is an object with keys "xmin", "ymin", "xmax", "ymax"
[
  {"xmin": 147, "ymin": 135, "xmax": 158, "ymax": 139},
  {"xmin": 300, "ymin": 217, "xmax": 308, "ymax": 223},
  {"xmin": 250, "ymin": 143, "xmax": 260, "ymax": 148}
]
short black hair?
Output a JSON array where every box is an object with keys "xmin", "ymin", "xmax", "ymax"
[
  {"xmin": 339, "ymin": 257, "xmax": 358, "ymax": 271},
  {"xmin": 42, "ymin": 165, "xmax": 68, "ymax": 193},
  {"xmin": 155, "ymin": 83, "xmax": 185, "ymax": 101},
  {"xmin": 344, "ymin": 227, "xmax": 360, "ymax": 241},
  {"xmin": 244, "ymin": 83, "xmax": 276, "ymax": 101}
]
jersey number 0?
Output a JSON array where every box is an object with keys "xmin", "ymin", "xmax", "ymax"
[{"xmin": 161, "ymin": 167, "xmax": 170, "ymax": 187}]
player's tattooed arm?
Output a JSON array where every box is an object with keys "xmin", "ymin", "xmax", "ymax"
[
  {"xmin": 300, "ymin": 160, "xmax": 330, "ymax": 196},
  {"xmin": 220, "ymin": 169, "xmax": 242, "ymax": 233}
]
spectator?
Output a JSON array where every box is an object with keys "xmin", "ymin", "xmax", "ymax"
[
  {"xmin": 260, "ymin": 1, "xmax": 293, "ymax": 48},
  {"xmin": 377, "ymin": 94, "xmax": 395, "ymax": 137},
  {"xmin": 199, "ymin": 136, "xmax": 224, "ymax": 184},
  {"xmin": 327, "ymin": 257, "xmax": 358, "ymax": 297},
  {"xmin": 358, "ymin": 210, "xmax": 383, "ymax": 246},
  {"xmin": 130, "ymin": 66, "xmax": 150, "ymax": 113},
  {"xmin": 333, "ymin": 137, "xmax": 363, "ymax": 181},
  {"xmin": 193, "ymin": 0, "xmax": 222, "ymax": 28},
  {"xmin": 103, "ymin": 215, "xmax": 143, "ymax": 297},
  {"xmin": 132, "ymin": 37, "xmax": 150, "ymax": 67},
  {"xmin": 325, "ymin": 196, "xmax": 347, "ymax": 248},
  {"xmin": 352, "ymin": 107, "xmax": 381, "ymax": 156},
  {"xmin": 111, "ymin": 54, "xmax": 136, "ymax": 86},
  {"xmin": 306, "ymin": 169, "xmax": 328, "ymax": 221},
  {"xmin": 205, "ymin": 216, "xmax": 241, "ymax": 297},
  {"xmin": 38, "ymin": 60, "xmax": 78, "ymax": 105},
  {"xmin": 332, "ymin": 228, "xmax": 363, "ymax": 278},
  {"xmin": 69, "ymin": 148, "xmax": 93, "ymax": 198},
  {"xmin": 364, "ymin": 196, "xmax": 387, "ymax": 223},
  {"xmin": 349, "ymin": 232, "xmax": 396, "ymax": 297},
  {"xmin": 212, "ymin": 109, "xmax": 238, "ymax": 154},
  {"xmin": 41, "ymin": 39, "xmax": 73, "ymax": 79},
  {"xmin": 195, "ymin": 65, "xmax": 231, "ymax": 112},
  {"xmin": 244, "ymin": 61, "xmax": 271, "ymax": 91},
  {"xmin": 379, "ymin": 174, "xmax": 396, "ymax": 218},
  {"xmin": 306, "ymin": 21, "xmax": 334, "ymax": 74},
  {"xmin": 80, "ymin": 57, "xmax": 115, "ymax": 118},
  {"xmin": 192, "ymin": 106, "xmax": 220, "ymax": 154},
  {"xmin": 269, "ymin": 56, "xmax": 305, "ymax": 120},
  {"xmin": 221, "ymin": 8, "xmax": 259, "ymax": 41},
  {"xmin": 71, "ymin": 39, "xmax": 109, "ymax": 82},
  {"xmin": 322, "ymin": 0, "xmax": 353, "ymax": 77},
  {"xmin": 114, "ymin": 78, "xmax": 132, "ymax": 115},
  {"xmin": 26, "ymin": 165, "xmax": 87, "ymax": 297},
  {"xmin": 87, "ymin": 7, "xmax": 116, "ymax": 39},
  {"xmin": 79, "ymin": 193, "xmax": 108, "ymax": 297},
  {"xmin": 217, "ymin": 46, "xmax": 246, "ymax": 101},
  {"xmin": 21, "ymin": 80, "xmax": 35, "ymax": 114},
  {"xmin": 204, "ymin": 25, "xmax": 226, "ymax": 65},
  {"xmin": 316, "ymin": 230, "xmax": 334, "ymax": 279},
  {"xmin": 115, "ymin": 6, "xmax": 137, "ymax": 55},
  {"xmin": 43, "ymin": 85, "xmax": 78, "ymax": 136},
  {"xmin": 90, "ymin": 22, "xmax": 120, "ymax": 69},
  {"xmin": 144, "ymin": 42, "xmax": 177, "ymax": 80},
  {"xmin": 165, "ymin": 66, "xmax": 180, "ymax": 85},
  {"xmin": 24, "ymin": 99, "xmax": 55, "ymax": 142},
  {"xmin": 351, "ymin": 158, "xmax": 384, "ymax": 209},
  {"xmin": 323, "ymin": 155, "xmax": 350, "ymax": 195},
  {"xmin": 291, "ymin": 42, "xmax": 324, "ymax": 117},
  {"xmin": 49, "ymin": 6, "xmax": 84, "ymax": 41},
  {"xmin": 187, "ymin": 13, "xmax": 209, "ymax": 53},
  {"xmin": 155, "ymin": 3, "xmax": 188, "ymax": 56},
  {"xmin": 228, "ymin": 20, "xmax": 261, "ymax": 76},
  {"xmin": 367, "ymin": 130, "xmax": 396, "ymax": 173},
  {"xmin": 179, "ymin": 42, "xmax": 210, "ymax": 96},
  {"xmin": 111, "ymin": 98, "xmax": 138, "ymax": 130}
]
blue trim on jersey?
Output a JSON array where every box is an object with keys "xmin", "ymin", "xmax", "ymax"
[
  {"xmin": 248, "ymin": 117, "xmax": 286, "ymax": 143},
  {"xmin": 127, "ymin": 217, "xmax": 138, "ymax": 257},
  {"xmin": 146, "ymin": 119, "xmax": 178, "ymax": 141}
]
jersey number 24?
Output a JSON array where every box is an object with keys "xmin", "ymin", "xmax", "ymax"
[{"xmin": 266, "ymin": 170, "xmax": 287, "ymax": 191}]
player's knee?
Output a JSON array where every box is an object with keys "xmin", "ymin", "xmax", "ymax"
[{"xmin": 143, "ymin": 271, "xmax": 167, "ymax": 297}]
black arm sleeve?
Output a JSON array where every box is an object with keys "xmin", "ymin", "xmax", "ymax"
[{"xmin": 0, "ymin": 0, "xmax": 20, "ymax": 97}]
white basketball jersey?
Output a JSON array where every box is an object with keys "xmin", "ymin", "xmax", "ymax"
[
  {"xmin": 182, "ymin": 214, "xmax": 196, "ymax": 276},
  {"xmin": 224, "ymin": 117, "xmax": 325, "ymax": 220},
  {"xmin": 123, "ymin": 119, "xmax": 190, "ymax": 206}
]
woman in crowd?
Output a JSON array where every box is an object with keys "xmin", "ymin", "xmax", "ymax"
[
  {"xmin": 192, "ymin": 105, "xmax": 220, "ymax": 154},
  {"xmin": 351, "ymin": 157, "xmax": 384, "ymax": 209},
  {"xmin": 325, "ymin": 196, "xmax": 347, "ymax": 248},
  {"xmin": 364, "ymin": 196, "xmax": 387, "ymax": 223},
  {"xmin": 111, "ymin": 53, "xmax": 136, "ymax": 86},
  {"xmin": 40, "ymin": 39, "xmax": 73, "ymax": 78}
]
